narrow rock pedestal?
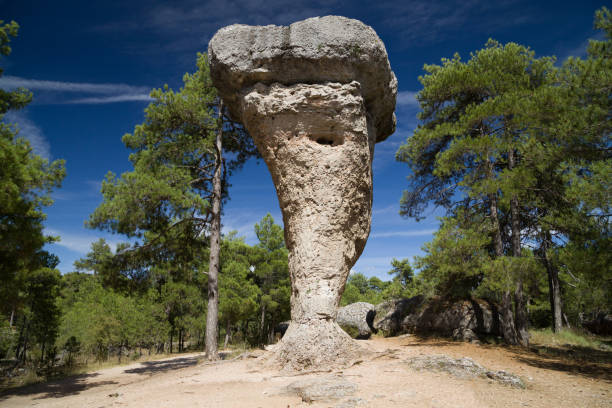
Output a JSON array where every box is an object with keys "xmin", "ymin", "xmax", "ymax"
[{"xmin": 241, "ymin": 82, "xmax": 372, "ymax": 369}]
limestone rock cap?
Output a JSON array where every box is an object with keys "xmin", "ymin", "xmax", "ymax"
[{"xmin": 208, "ymin": 15, "xmax": 397, "ymax": 142}]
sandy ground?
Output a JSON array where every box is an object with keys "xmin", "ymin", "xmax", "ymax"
[{"xmin": 1, "ymin": 336, "xmax": 610, "ymax": 408}]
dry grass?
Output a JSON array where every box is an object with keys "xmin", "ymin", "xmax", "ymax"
[{"xmin": 530, "ymin": 328, "xmax": 611, "ymax": 351}]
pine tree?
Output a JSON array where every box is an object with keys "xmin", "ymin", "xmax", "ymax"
[{"xmin": 87, "ymin": 53, "xmax": 257, "ymax": 359}]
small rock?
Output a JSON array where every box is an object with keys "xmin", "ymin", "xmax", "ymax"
[
  {"xmin": 284, "ymin": 376, "xmax": 358, "ymax": 403},
  {"xmin": 486, "ymin": 370, "xmax": 525, "ymax": 389},
  {"xmin": 335, "ymin": 397, "xmax": 368, "ymax": 407}
]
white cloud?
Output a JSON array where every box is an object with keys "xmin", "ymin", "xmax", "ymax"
[
  {"xmin": 396, "ymin": 91, "xmax": 419, "ymax": 108},
  {"xmin": 370, "ymin": 228, "xmax": 437, "ymax": 239},
  {"xmin": 46, "ymin": 228, "xmax": 125, "ymax": 254},
  {"xmin": 3, "ymin": 111, "xmax": 52, "ymax": 160},
  {"xmin": 0, "ymin": 75, "xmax": 149, "ymax": 94},
  {"xmin": 221, "ymin": 210, "xmax": 284, "ymax": 244},
  {"xmin": 63, "ymin": 94, "xmax": 153, "ymax": 104},
  {"xmin": 0, "ymin": 75, "xmax": 152, "ymax": 105},
  {"xmin": 372, "ymin": 204, "xmax": 396, "ymax": 215}
]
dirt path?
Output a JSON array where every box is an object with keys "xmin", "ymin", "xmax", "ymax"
[{"xmin": 1, "ymin": 336, "xmax": 610, "ymax": 408}]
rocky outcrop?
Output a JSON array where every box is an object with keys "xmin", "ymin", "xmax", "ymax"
[
  {"xmin": 273, "ymin": 320, "xmax": 291, "ymax": 338},
  {"xmin": 209, "ymin": 16, "xmax": 396, "ymax": 371},
  {"xmin": 374, "ymin": 296, "xmax": 505, "ymax": 342},
  {"xmin": 582, "ymin": 313, "xmax": 612, "ymax": 336},
  {"xmin": 406, "ymin": 355, "xmax": 525, "ymax": 388},
  {"xmin": 336, "ymin": 302, "xmax": 377, "ymax": 339}
]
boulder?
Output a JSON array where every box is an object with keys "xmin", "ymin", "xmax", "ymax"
[
  {"xmin": 336, "ymin": 302, "xmax": 377, "ymax": 339},
  {"xmin": 273, "ymin": 320, "xmax": 291, "ymax": 338},
  {"xmin": 374, "ymin": 296, "xmax": 504, "ymax": 341},
  {"xmin": 582, "ymin": 313, "xmax": 612, "ymax": 336}
]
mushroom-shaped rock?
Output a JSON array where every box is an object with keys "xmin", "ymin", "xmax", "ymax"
[{"xmin": 208, "ymin": 16, "xmax": 396, "ymax": 371}]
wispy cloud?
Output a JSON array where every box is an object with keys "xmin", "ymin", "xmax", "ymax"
[
  {"xmin": 0, "ymin": 75, "xmax": 152, "ymax": 105},
  {"xmin": 0, "ymin": 75, "xmax": 150, "ymax": 94},
  {"xmin": 557, "ymin": 31, "xmax": 605, "ymax": 63},
  {"xmin": 3, "ymin": 111, "xmax": 52, "ymax": 159},
  {"xmin": 221, "ymin": 209, "xmax": 284, "ymax": 244},
  {"xmin": 46, "ymin": 228, "xmax": 126, "ymax": 254},
  {"xmin": 377, "ymin": 0, "xmax": 533, "ymax": 47},
  {"xmin": 63, "ymin": 94, "xmax": 153, "ymax": 104},
  {"xmin": 370, "ymin": 228, "xmax": 437, "ymax": 239},
  {"xmin": 396, "ymin": 91, "xmax": 419, "ymax": 108},
  {"xmin": 89, "ymin": 0, "xmax": 339, "ymax": 60},
  {"xmin": 372, "ymin": 204, "xmax": 397, "ymax": 215}
]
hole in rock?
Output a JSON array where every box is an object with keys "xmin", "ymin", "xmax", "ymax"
[{"xmin": 316, "ymin": 137, "xmax": 335, "ymax": 146}]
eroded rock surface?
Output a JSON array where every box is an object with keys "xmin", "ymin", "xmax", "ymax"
[
  {"xmin": 406, "ymin": 355, "xmax": 525, "ymax": 388},
  {"xmin": 208, "ymin": 16, "xmax": 397, "ymax": 142},
  {"xmin": 208, "ymin": 16, "xmax": 396, "ymax": 370},
  {"xmin": 337, "ymin": 302, "xmax": 377, "ymax": 339},
  {"xmin": 374, "ymin": 296, "xmax": 506, "ymax": 342},
  {"xmin": 284, "ymin": 376, "xmax": 358, "ymax": 403}
]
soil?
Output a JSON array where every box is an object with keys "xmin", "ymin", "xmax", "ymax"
[{"xmin": 1, "ymin": 336, "xmax": 610, "ymax": 408}]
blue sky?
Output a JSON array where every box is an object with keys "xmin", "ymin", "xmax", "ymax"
[{"xmin": 0, "ymin": 0, "xmax": 603, "ymax": 278}]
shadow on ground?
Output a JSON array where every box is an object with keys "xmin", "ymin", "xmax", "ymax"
[
  {"xmin": 124, "ymin": 356, "xmax": 201, "ymax": 375},
  {"xmin": 508, "ymin": 344, "xmax": 612, "ymax": 381},
  {"xmin": 123, "ymin": 351, "xmax": 236, "ymax": 376},
  {"xmin": 0, "ymin": 373, "xmax": 117, "ymax": 400},
  {"xmin": 401, "ymin": 334, "xmax": 464, "ymax": 348}
]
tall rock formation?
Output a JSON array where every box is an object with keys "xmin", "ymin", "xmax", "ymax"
[{"xmin": 209, "ymin": 16, "xmax": 397, "ymax": 370}]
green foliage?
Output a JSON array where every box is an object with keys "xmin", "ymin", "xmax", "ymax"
[
  {"xmin": 415, "ymin": 215, "xmax": 490, "ymax": 299},
  {"xmin": 388, "ymin": 258, "xmax": 414, "ymax": 287},
  {"xmin": 250, "ymin": 214, "xmax": 290, "ymax": 343},
  {"xmin": 219, "ymin": 236, "xmax": 261, "ymax": 335},
  {"xmin": 25, "ymin": 268, "xmax": 62, "ymax": 357},
  {"xmin": 397, "ymin": 8, "xmax": 611, "ymax": 332},
  {"xmin": 0, "ymin": 20, "xmax": 65, "ymax": 317},
  {"xmin": 341, "ymin": 272, "xmax": 392, "ymax": 306},
  {"xmin": 86, "ymin": 53, "xmax": 256, "ymax": 274},
  {"xmin": 0, "ymin": 317, "xmax": 16, "ymax": 357},
  {"xmin": 58, "ymin": 273, "xmax": 170, "ymax": 360},
  {"xmin": 0, "ymin": 20, "xmax": 65, "ymax": 367}
]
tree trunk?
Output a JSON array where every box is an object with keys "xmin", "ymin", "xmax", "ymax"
[
  {"xmin": 9, "ymin": 308, "xmax": 14, "ymax": 328},
  {"xmin": 487, "ymin": 157, "xmax": 518, "ymax": 345},
  {"xmin": 169, "ymin": 327, "xmax": 173, "ymax": 354},
  {"xmin": 542, "ymin": 231, "xmax": 563, "ymax": 332},
  {"xmin": 14, "ymin": 316, "xmax": 26, "ymax": 361},
  {"xmin": 508, "ymin": 149, "xmax": 529, "ymax": 347},
  {"xmin": 259, "ymin": 303, "xmax": 266, "ymax": 346},
  {"xmin": 205, "ymin": 100, "xmax": 223, "ymax": 361},
  {"xmin": 501, "ymin": 291, "xmax": 519, "ymax": 345},
  {"xmin": 224, "ymin": 320, "xmax": 231, "ymax": 349}
]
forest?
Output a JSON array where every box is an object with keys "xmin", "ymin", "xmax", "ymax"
[{"xmin": 0, "ymin": 7, "xmax": 610, "ymax": 383}]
